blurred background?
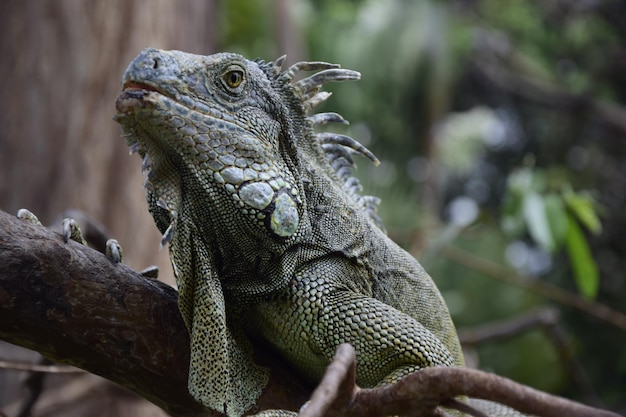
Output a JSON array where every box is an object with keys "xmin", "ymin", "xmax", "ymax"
[{"xmin": 1, "ymin": 1, "xmax": 625, "ymax": 416}]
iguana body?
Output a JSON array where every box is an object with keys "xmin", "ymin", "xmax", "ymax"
[{"xmin": 113, "ymin": 48, "xmax": 479, "ymax": 416}]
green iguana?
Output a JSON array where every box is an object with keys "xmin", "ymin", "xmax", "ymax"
[{"xmin": 112, "ymin": 48, "xmax": 512, "ymax": 417}]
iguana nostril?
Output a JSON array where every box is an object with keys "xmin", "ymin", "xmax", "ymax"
[{"xmin": 152, "ymin": 58, "xmax": 159, "ymax": 70}]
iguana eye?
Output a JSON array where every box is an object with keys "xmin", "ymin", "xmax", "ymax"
[{"xmin": 223, "ymin": 68, "xmax": 244, "ymax": 89}]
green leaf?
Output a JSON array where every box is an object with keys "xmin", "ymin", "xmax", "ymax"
[
  {"xmin": 565, "ymin": 214, "xmax": 599, "ymax": 299},
  {"xmin": 501, "ymin": 214, "xmax": 525, "ymax": 238},
  {"xmin": 523, "ymin": 192, "xmax": 554, "ymax": 252},
  {"xmin": 508, "ymin": 168, "xmax": 534, "ymax": 195},
  {"xmin": 544, "ymin": 193, "xmax": 568, "ymax": 250},
  {"xmin": 501, "ymin": 192, "xmax": 525, "ymax": 238},
  {"xmin": 563, "ymin": 191, "xmax": 602, "ymax": 234},
  {"xmin": 508, "ymin": 167, "xmax": 544, "ymax": 196}
]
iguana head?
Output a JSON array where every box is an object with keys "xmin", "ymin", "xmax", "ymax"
[
  {"xmin": 115, "ymin": 49, "xmax": 296, "ymax": 242},
  {"xmin": 115, "ymin": 48, "xmax": 380, "ymax": 250}
]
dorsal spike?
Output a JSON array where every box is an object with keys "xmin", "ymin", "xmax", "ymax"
[
  {"xmin": 299, "ymin": 86, "xmax": 323, "ymax": 103},
  {"xmin": 323, "ymin": 144, "xmax": 355, "ymax": 168},
  {"xmin": 335, "ymin": 165, "xmax": 353, "ymax": 182},
  {"xmin": 303, "ymin": 92, "xmax": 332, "ymax": 111},
  {"xmin": 280, "ymin": 61, "xmax": 340, "ymax": 82},
  {"xmin": 307, "ymin": 112, "xmax": 349, "ymax": 126},
  {"xmin": 330, "ymin": 158, "xmax": 355, "ymax": 178},
  {"xmin": 275, "ymin": 55, "xmax": 386, "ymax": 233},
  {"xmin": 271, "ymin": 55, "xmax": 287, "ymax": 75},
  {"xmin": 317, "ymin": 132, "xmax": 380, "ymax": 166},
  {"xmin": 343, "ymin": 177, "xmax": 363, "ymax": 194},
  {"xmin": 355, "ymin": 194, "xmax": 385, "ymax": 230},
  {"xmin": 294, "ymin": 69, "xmax": 361, "ymax": 96},
  {"xmin": 360, "ymin": 195, "xmax": 382, "ymax": 206}
]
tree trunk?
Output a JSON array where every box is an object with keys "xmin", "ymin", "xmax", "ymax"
[
  {"xmin": 0, "ymin": 1, "xmax": 217, "ymax": 414},
  {"xmin": 0, "ymin": 0, "xmax": 218, "ymax": 277}
]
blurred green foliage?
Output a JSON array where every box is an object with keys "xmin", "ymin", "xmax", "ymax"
[
  {"xmin": 502, "ymin": 166, "xmax": 601, "ymax": 298},
  {"xmin": 216, "ymin": 0, "xmax": 626, "ymax": 411}
]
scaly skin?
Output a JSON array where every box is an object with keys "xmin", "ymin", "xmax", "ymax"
[{"xmin": 114, "ymin": 48, "xmax": 496, "ymax": 417}]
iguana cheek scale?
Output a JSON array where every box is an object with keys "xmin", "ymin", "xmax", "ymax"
[{"xmin": 115, "ymin": 48, "xmax": 476, "ymax": 417}]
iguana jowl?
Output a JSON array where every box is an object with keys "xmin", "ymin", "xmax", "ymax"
[{"xmin": 114, "ymin": 48, "xmax": 465, "ymax": 416}]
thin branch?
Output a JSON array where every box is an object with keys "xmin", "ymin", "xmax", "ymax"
[
  {"xmin": 440, "ymin": 399, "xmax": 488, "ymax": 417},
  {"xmin": 458, "ymin": 307, "xmax": 560, "ymax": 346},
  {"xmin": 301, "ymin": 344, "xmax": 619, "ymax": 417},
  {"xmin": 443, "ymin": 245, "xmax": 626, "ymax": 331},
  {"xmin": 14, "ymin": 357, "xmax": 50, "ymax": 417},
  {"xmin": 0, "ymin": 360, "xmax": 84, "ymax": 373},
  {"xmin": 298, "ymin": 343, "xmax": 356, "ymax": 417},
  {"xmin": 459, "ymin": 308, "xmax": 601, "ymax": 406},
  {"xmin": 472, "ymin": 30, "xmax": 626, "ymax": 135},
  {"xmin": 3, "ymin": 373, "xmax": 106, "ymax": 417},
  {"xmin": 352, "ymin": 367, "xmax": 620, "ymax": 417}
]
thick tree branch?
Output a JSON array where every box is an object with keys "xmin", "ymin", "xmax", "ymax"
[
  {"xmin": 0, "ymin": 209, "xmax": 309, "ymax": 416},
  {"xmin": 0, "ymin": 209, "xmax": 620, "ymax": 417}
]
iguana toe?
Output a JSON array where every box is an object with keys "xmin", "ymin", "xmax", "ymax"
[
  {"xmin": 105, "ymin": 239, "xmax": 123, "ymax": 263},
  {"xmin": 62, "ymin": 218, "xmax": 88, "ymax": 245},
  {"xmin": 17, "ymin": 208, "xmax": 42, "ymax": 225}
]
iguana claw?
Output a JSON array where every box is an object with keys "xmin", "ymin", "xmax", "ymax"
[
  {"xmin": 18, "ymin": 209, "xmax": 159, "ymax": 279},
  {"xmin": 17, "ymin": 208, "xmax": 42, "ymax": 225},
  {"xmin": 62, "ymin": 218, "xmax": 88, "ymax": 246},
  {"xmin": 105, "ymin": 239, "xmax": 123, "ymax": 263}
]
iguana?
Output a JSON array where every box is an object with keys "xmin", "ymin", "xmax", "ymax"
[{"xmin": 112, "ymin": 48, "xmax": 515, "ymax": 417}]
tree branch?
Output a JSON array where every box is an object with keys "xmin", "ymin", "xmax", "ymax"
[
  {"xmin": 459, "ymin": 308, "xmax": 601, "ymax": 405},
  {"xmin": 303, "ymin": 344, "xmax": 620, "ymax": 417},
  {"xmin": 471, "ymin": 29, "xmax": 626, "ymax": 136},
  {"xmin": 0, "ymin": 209, "xmax": 309, "ymax": 416},
  {"xmin": 0, "ymin": 360, "xmax": 83, "ymax": 373},
  {"xmin": 443, "ymin": 245, "xmax": 626, "ymax": 331},
  {"xmin": 0, "ymin": 209, "xmax": 619, "ymax": 417}
]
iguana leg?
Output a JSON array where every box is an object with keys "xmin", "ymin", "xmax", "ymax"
[
  {"xmin": 248, "ymin": 282, "xmax": 454, "ymax": 389},
  {"xmin": 62, "ymin": 218, "xmax": 89, "ymax": 246},
  {"xmin": 319, "ymin": 291, "xmax": 455, "ymax": 387}
]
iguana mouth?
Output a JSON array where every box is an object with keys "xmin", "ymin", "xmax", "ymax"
[
  {"xmin": 122, "ymin": 81, "xmax": 161, "ymax": 93},
  {"xmin": 114, "ymin": 82, "xmax": 164, "ymax": 162},
  {"xmin": 115, "ymin": 81, "xmax": 164, "ymax": 114}
]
